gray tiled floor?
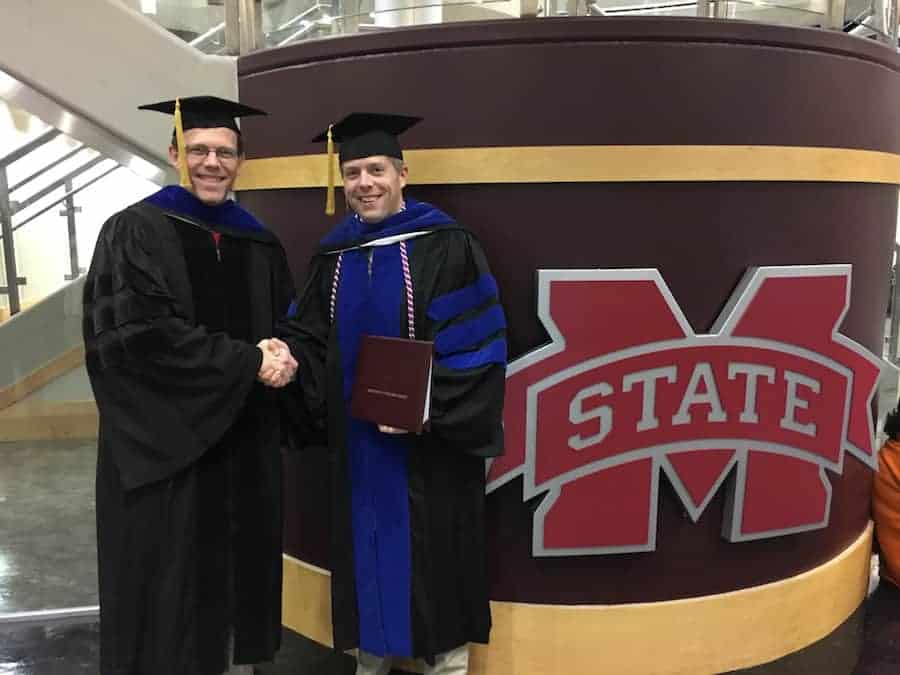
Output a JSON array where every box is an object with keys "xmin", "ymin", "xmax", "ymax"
[{"xmin": 0, "ymin": 440, "xmax": 97, "ymax": 614}]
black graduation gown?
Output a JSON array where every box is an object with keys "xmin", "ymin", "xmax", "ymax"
[
  {"xmin": 281, "ymin": 221, "xmax": 505, "ymax": 662},
  {"xmin": 83, "ymin": 200, "xmax": 294, "ymax": 675}
]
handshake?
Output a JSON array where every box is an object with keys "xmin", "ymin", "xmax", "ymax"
[{"xmin": 256, "ymin": 338, "xmax": 298, "ymax": 388}]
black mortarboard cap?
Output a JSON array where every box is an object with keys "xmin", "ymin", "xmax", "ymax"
[
  {"xmin": 312, "ymin": 112, "xmax": 422, "ymax": 163},
  {"xmin": 138, "ymin": 95, "xmax": 267, "ymax": 134},
  {"xmin": 313, "ymin": 113, "xmax": 421, "ymax": 215}
]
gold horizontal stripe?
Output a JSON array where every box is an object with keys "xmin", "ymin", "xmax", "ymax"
[
  {"xmin": 236, "ymin": 146, "xmax": 900, "ymax": 190},
  {"xmin": 282, "ymin": 523, "xmax": 871, "ymax": 674}
]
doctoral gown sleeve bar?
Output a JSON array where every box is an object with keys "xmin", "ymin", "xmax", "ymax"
[
  {"xmin": 423, "ymin": 231, "xmax": 506, "ymax": 457},
  {"xmin": 83, "ymin": 210, "xmax": 264, "ymax": 490}
]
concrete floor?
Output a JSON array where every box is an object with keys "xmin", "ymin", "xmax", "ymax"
[
  {"xmin": 0, "ymin": 621, "xmax": 358, "ymax": 675},
  {"xmin": 0, "ymin": 439, "xmax": 360, "ymax": 675},
  {"xmin": 0, "ymin": 440, "xmax": 97, "ymax": 614},
  {"xmin": 0, "ymin": 605, "xmax": 896, "ymax": 675},
  {"xmin": 0, "ymin": 621, "xmax": 100, "ymax": 674},
  {"xmin": 0, "ymin": 439, "xmax": 898, "ymax": 674}
]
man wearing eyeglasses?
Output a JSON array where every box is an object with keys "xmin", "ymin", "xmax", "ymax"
[
  {"xmin": 175, "ymin": 130, "xmax": 242, "ymax": 205},
  {"xmin": 83, "ymin": 96, "xmax": 296, "ymax": 675}
]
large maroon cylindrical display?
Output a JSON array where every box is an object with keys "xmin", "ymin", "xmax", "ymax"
[{"xmin": 237, "ymin": 17, "xmax": 900, "ymax": 672}]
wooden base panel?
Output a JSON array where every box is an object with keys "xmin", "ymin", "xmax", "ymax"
[
  {"xmin": 0, "ymin": 346, "xmax": 86, "ymax": 412},
  {"xmin": 0, "ymin": 399, "xmax": 98, "ymax": 441},
  {"xmin": 281, "ymin": 524, "xmax": 872, "ymax": 675}
]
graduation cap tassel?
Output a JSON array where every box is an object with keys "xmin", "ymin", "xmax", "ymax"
[
  {"xmin": 325, "ymin": 124, "xmax": 336, "ymax": 216},
  {"xmin": 174, "ymin": 98, "xmax": 191, "ymax": 189}
]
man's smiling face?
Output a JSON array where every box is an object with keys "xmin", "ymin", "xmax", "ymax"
[
  {"xmin": 169, "ymin": 127, "xmax": 242, "ymax": 205},
  {"xmin": 341, "ymin": 155, "xmax": 407, "ymax": 223}
]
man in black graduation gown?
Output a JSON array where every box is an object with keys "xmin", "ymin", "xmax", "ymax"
[
  {"xmin": 82, "ymin": 96, "xmax": 297, "ymax": 675},
  {"xmin": 280, "ymin": 113, "xmax": 506, "ymax": 675}
]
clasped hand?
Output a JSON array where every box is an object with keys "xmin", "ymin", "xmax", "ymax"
[{"xmin": 256, "ymin": 338, "xmax": 298, "ymax": 388}]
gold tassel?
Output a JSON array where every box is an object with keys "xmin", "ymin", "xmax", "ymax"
[
  {"xmin": 325, "ymin": 124, "xmax": 336, "ymax": 216},
  {"xmin": 174, "ymin": 98, "xmax": 191, "ymax": 188}
]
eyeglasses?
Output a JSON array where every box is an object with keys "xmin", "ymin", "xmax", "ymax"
[{"xmin": 185, "ymin": 144, "xmax": 239, "ymax": 161}]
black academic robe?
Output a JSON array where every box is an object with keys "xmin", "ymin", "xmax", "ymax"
[
  {"xmin": 281, "ymin": 214, "xmax": 506, "ymax": 662},
  {"xmin": 83, "ymin": 199, "xmax": 294, "ymax": 675}
]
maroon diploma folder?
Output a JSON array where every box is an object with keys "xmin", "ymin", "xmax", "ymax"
[{"xmin": 350, "ymin": 335, "xmax": 434, "ymax": 433}]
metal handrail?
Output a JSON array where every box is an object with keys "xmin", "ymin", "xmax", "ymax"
[
  {"xmin": 220, "ymin": 0, "xmax": 900, "ymax": 51},
  {"xmin": 277, "ymin": 19, "xmax": 326, "ymax": 45},
  {"xmin": 0, "ymin": 129, "xmax": 61, "ymax": 169},
  {"xmin": 11, "ymin": 155, "xmax": 106, "ymax": 215},
  {"xmin": 720, "ymin": 0, "xmax": 829, "ymax": 16},
  {"xmin": 8, "ymin": 145, "xmax": 86, "ymax": 194},
  {"xmin": 275, "ymin": 0, "xmax": 519, "ymax": 47},
  {"xmin": 846, "ymin": 7, "xmax": 897, "ymax": 41},
  {"xmin": 344, "ymin": 0, "xmax": 516, "ymax": 19},
  {"xmin": 138, "ymin": 0, "xmax": 900, "ymax": 52},
  {"xmin": 846, "ymin": 4, "xmax": 876, "ymax": 25},
  {"xmin": 0, "ymin": 111, "xmax": 167, "ymax": 316},
  {"xmin": 271, "ymin": 2, "xmax": 333, "ymax": 33},
  {"xmin": 8, "ymin": 163, "xmax": 118, "ymax": 235},
  {"xmin": 189, "ymin": 21, "xmax": 226, "ymax": 47},
  {"xmin": 595, "ymin": 1, "xmax": 698, "ymax": 14},
  {"xmin": 272, "ymin": 3, "xmax": 335, "ymax": 45},
  {"xmin": 596, "ymin": 0, "xmax": 826, "ymax": 15}
]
